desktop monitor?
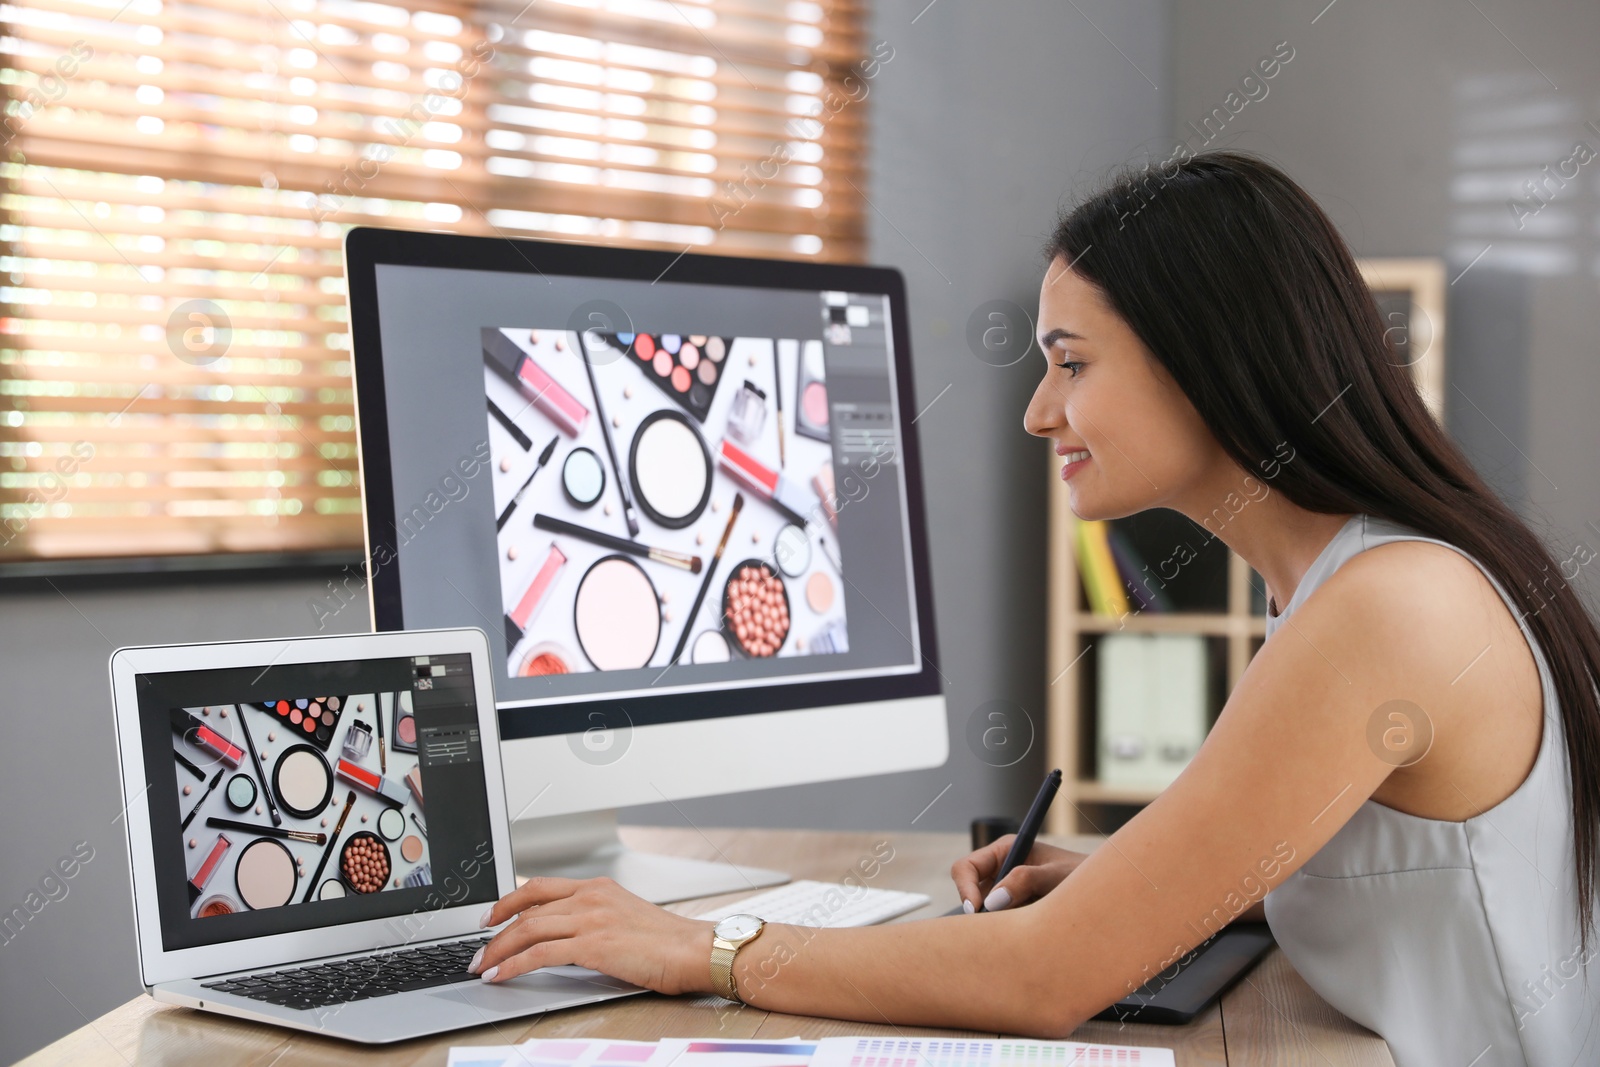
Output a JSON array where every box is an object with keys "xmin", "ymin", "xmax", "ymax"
[{"xmin": 344, "ymin": 228, "xmax": 946, "ymax": 902}]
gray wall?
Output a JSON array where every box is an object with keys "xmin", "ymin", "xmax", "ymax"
[
  {"xmin": 631, "ymin": 0, "xmax": 1171, "ymax": 834},
  {"xmin": 1168, "ymin": 0, "xmax": 1600, "ymax": 586},
  {"xmin": 0, "ymin": 3, "xmax": 1170, "ymax": 1059}
]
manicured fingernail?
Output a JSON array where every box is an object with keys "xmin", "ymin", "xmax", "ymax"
[
  {"xmin": 468, "ymin": 947, "xmax": 484, "ymax": 974},
  {"xmin": 983, "ymin": 886, "xmax": 1012, "ymax": 912},
  {"xmin": 961, "ymin": 899, "xmax": 975, "ymax": 914},
  {"xmin": 479, "ymin": 906, "xmax": 495, "ymax": 929},
  {"xmin": 480, "ymin": 965, "xmax": 498, "ymax": 983}
]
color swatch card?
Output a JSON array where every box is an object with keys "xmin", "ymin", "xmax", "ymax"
[
  {"xmin": 449, "ymin": 1038, "xmax": 660, "ymax": 1067},
  {"xmin": 811, "ymin": 1037, "xmax": 1175, "ymax": 1067},
  {"xmin": 649, "ymin": 1040, "xmax": 820, "ymax": 1067}
]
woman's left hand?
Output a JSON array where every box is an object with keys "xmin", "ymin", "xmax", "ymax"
[{"xmin": 469, "ymin": 876, "xmax": 715, "ymax": 995}]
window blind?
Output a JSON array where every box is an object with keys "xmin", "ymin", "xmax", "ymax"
[{"xmin": 0, "ymin": 0, "xmax": 872, "ymax": 562}]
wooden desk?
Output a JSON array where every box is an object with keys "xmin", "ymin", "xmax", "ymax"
[{"xmin": 20, "ymin": 827, "xmax": 1393, "ymax": 1067}]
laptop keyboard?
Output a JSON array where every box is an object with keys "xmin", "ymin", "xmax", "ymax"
[{"xmin": 200, "ymin": 936, "xmax": 491, "ymax": 1011}]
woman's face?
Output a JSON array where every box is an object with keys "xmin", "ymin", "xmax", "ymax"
[{"xmin": 1024, "ymin": 258, "xmax": 1228, "ymax": 520}]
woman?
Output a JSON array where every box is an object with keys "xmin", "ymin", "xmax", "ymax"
[{"xmin": 467, "ymin": 152, "xmax": 1600, "ymax": 1066}]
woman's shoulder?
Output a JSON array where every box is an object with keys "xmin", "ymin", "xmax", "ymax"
[{"xmin": 1286, "ymin": 525, "xmax": 1544, "ymax": 817}]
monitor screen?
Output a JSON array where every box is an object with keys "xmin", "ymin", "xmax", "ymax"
[
  {"xmin": 348, "ymin": 232, "xmax": 940, "ymax": 743},
  {"xmin": 136, "ymin": 652, "xmax": 498, "ymax": 951}
]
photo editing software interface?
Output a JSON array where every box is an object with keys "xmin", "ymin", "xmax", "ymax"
[
  {"xmin": 137, "ymin": 653, "xmax": 496, "ymax": 951},
  {"xmin": 372, "ymin": 265, "xmax": 924, "ymax": 712}
]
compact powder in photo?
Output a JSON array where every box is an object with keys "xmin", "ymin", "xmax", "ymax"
[
  {"xmin": 400, "ymin": 835, "xmax": 424, "ymax": 864},
  {"xmin": 802, "ymin": 381, "xmax": 828, "ymax": 429},
  {"xmin": 562, "ymin": 446, "xmax": 606, "ymax": 508},
  {"xmin": 628, "ymin": 409, "xmax": 711, "ymax": 528},
  {"xmin": 795, "ymin": 340, "xmax": 829, "ymax": 442},
  {"xmin": 690, "ymin": 630, "xmax": 731, "ymax": 664},
  {"xmin": 341, "ymin": 831, "xmax": 391, "ymax": 894},
  {"xmin": 225, "ymin": 773, "xmax": 256, "ymax": 812},
  {"xmin": 723, "ymin": 560, "xmax": 790, "ymax": 657},
  {"xmin": 806, "ymin": 570, "xmax": 835, "ymax": 613},
  {"xmin": 377, "ymin": 806, "xmax": 405, "ymax": 842},
  {"xmin": 773, "ymin": 523, "xmax": 811, "ymax": 578},
  {"xmin": 196, "ymin": 893, "xmax": 239, "ymax": 919},
  {"xmin": 235, "ymin": 837, "xmax": 297, "ymax": 910},
  {"xmin": 518, "ymin": 641, "xmax": 572, "ymax": 677},
  {"xmin": 318, "ymin": 879, "xmax": 346, "ymax": 900},
  {"xmin": 574, "ymin": 555, "xmax": 662, "ymax": 670},
  {"xmin": 272, "ymin": 745, "xmax": 333, "ymax": 820},
  {"xmin": 392, "ymin": 693, "xmax": 417, "ymax": 754}
]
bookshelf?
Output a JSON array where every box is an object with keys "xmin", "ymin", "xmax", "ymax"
[{"xmin": 1042, "ymin": 257, "xmax": 1447, "ymax": 835}]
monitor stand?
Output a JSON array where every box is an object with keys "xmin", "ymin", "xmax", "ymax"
[{"xmin": 509, "ymin": 809, "xmax": 789, "ymax": 905}]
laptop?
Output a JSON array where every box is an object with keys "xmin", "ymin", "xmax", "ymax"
[{"xmin": 109, "ymin": 627, "xmax": 643, "ymax": 1043}]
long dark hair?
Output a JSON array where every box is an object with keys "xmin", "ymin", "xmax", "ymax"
[{"xmin": 1049, "ymin": 149, "xmax": 1600, "ymax": 944}]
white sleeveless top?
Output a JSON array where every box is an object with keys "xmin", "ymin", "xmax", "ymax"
[{"xmin": 1262, "ymin": 514, "xmax": 1600, "ymax": 1067}]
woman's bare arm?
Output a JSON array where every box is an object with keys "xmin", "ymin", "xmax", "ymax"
[{"xmin": 476, "ymin": 543, "xmax": 1494, "ymax": 1035}]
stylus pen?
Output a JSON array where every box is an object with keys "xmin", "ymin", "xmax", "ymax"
[
  {"xmin": 573, "ymin": 330, "xmax": 640, "ymax": 538},
  {"xmin": 236, "ymin": 704, "xmax": 281, "ymax": 826},
  {"xmin": 977, "ymin": 767, "xmax": 1062, "ymax": 913},
  {"xmin": 496, "ymin": 435, "xmax": 559, "ymax": 531}
]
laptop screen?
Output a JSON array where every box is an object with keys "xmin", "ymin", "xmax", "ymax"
[{"xmin": 135, "ymin": 651, "xmax": 499, "ymax": 952}]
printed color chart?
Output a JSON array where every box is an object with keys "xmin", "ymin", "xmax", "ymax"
[{"xmin": 449, "ymin": 1035, "xmax": 1175, "ymax": 1067}]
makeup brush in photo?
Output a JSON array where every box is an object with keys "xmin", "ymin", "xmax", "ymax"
[
  {"xmin": 375, "ymin": 699, "xmax": 387, "ymax": 776},
  {"xmin": 496, "ymin": 434, "xmax": 559, "ymax": 531},
  {"xmin": 670, "ymin": 492, "xmax": 744, "ymax": 664},
  {"xmin": 533, "ymin": 513, "xmax": 702, "ymax": 573},
  {"xmin": 773, "ymin": 346, "xmax": 787, "ymax": 470},
  {"xmin": 235, "ymin": 704, "xmax": 281, "ymax": 826},
  {"xmin": 302, "ymin": 790, "xmax": 355, "ymax": 904},
  {"xmin": 206, "ymin": 817, "xmax": 327, "ymax": 846},
  {"xmin": 573, "ymin": 330, "xmax": 640, "ymax": 538}
]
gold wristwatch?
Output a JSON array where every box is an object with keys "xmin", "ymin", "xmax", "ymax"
[{"xmin": 709, "ymin": 913, "xmax": 767, "ymax": 1002}]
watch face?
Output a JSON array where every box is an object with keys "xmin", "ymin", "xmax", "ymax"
[{"xmin": 714, "ymin": 913, "xmax": 764, "ymax": 941}]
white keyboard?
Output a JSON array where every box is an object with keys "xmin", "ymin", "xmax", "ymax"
[{"xmin": 696, "ymin": 880, "xmax": 931, "ymax": 928}]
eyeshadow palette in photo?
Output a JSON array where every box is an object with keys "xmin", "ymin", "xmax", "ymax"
[
  {"xmin": 254, "ymin": 696, "xmax": 346, "ymax": 750},
  {"xmin": 594, "ymin": 332, "xmax": 730, "ymax": 422}
]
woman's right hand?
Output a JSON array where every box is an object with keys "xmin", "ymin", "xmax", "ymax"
[{"xmin": 950, "ymin": 835, "xmax": 1089, "ymax": 913}]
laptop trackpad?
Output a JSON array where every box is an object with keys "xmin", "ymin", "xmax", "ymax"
[{"xmin": 427, "ymin": 968, "xmax": 638, "ymax": 1015}]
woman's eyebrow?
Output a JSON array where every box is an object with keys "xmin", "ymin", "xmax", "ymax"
[{"xmin": 1038, "ymin": 327, "xmax": 1088, "ymax": 348}]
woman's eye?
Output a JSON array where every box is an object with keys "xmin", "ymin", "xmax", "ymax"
[{"xmin": 1054, "ymin": 360, "xmax": 1084, "ymax": 378}]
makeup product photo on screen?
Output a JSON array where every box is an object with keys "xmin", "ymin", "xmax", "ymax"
[{"xmin": 483, "ymin": 326, "xmax": 854, "ymax": 682}]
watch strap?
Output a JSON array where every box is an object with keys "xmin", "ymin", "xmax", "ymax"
[{"xmin": 710, "ymin": 938, "xmax": 741, "ymax": 1001}]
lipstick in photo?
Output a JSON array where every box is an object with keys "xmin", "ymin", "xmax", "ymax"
[
  {"xmin": 504, "ymin": 541, "xmax": 566, "ymax": 651},
  {"xmin": 717, "ymin": 438, "xmax": 817, "ymax": 527},
  {"xmin": 335, "ymin": 757, "xmax": 409, "ymax": 807},
  {"xmin": 169, "ymin": 708, "xmax": 243, "ymax": 768},
  {"xmin": 484, "ymin": 329, "xmax": 590, "ymax": 437},
  {"xmin": 188, "ymin": 832, "xmax": 231, "ymax": 903}
]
